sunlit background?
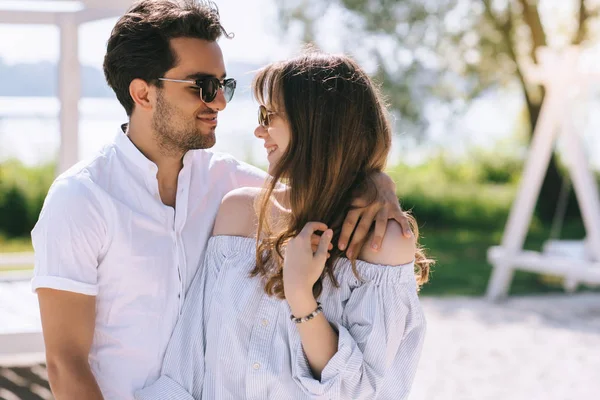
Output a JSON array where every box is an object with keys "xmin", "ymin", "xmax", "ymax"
[{"xmin": 0, "ymin": 1, "xmax": 599, "ymax": 399}]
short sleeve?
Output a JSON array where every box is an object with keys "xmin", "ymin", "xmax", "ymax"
[
  {"xmin": 226, "ymin": 158, "xmax": 268, "ymax": 191},
  {"xmin": 30, "ymin": 176, "xmax": 107, "ymax": 296}
]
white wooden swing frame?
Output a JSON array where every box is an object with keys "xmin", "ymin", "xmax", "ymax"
[{"xmin": 486, "ymin": 46, "xmax": 600, "ymax": 300}]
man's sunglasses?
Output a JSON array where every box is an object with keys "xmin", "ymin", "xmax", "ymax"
[
  {"xmin": 258, "ymin": 105, "xmax": 278, "ymax": 127},
  {"xmin": 158, "ymin": 77, "xmax": 236, "ymax": 103}
]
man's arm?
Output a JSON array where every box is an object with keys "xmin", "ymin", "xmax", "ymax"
[
  {"xmin": 225, "ymin": 155, "xmax": 269, "ymax": 189},
  {"xmin": 37, "ymin": 289, "xmax": 103, "ymax": 399},
  {"xmin": 31, "ymin": 177, "xmax": 106, "ymax": 398},
  {"xmin": 227, "ymin": 158, "xmax": 409, "ymax": 258}
]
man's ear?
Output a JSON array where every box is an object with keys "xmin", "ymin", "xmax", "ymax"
[{"xmin": 129, "ymin": 78, "xmax": 154, "ymax": 111}]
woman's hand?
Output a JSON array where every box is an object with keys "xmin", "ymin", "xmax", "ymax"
[{"xmin": 283, "ymin": 222, "xmax": 333, "ymax": 301}]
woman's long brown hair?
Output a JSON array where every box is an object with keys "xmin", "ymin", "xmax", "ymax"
[{"xmin": 251, "ymin": 51, "xmax": 431, "ymax": 299}]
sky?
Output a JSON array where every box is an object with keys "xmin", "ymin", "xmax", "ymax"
[{"xmin": 0, "ymin": 0, "xmax": 300, "ymax": 67}]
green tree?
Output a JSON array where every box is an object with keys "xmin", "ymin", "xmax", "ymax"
[{"xmin": 275, "ymin": 0, "xmax": 599, "ymax": 220}]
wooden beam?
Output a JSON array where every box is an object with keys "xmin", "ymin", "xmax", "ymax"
[
  {"xmin": 75, "ymin": 7, "xmax": 127, "ymax": 24},
  {"xmin": 57, "ymin": 13, "xmax": 80, "ymax": 174},
  {"xmin": 0, "ymin": 10, "xmax": 60, "ymax": 24}
]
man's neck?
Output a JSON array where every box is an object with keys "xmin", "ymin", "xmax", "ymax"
[{"xmin": 125, "ymin": 120, "xmax": 185, "ymax": 208}]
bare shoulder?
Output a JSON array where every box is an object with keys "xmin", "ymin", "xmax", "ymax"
[
  {"xmin": 358, "ymin": 220, "xmax": 416, "ymax": 266},
  {"xmin": 212, "ymin": 187, "xmax": 262, "ymax": 237}
]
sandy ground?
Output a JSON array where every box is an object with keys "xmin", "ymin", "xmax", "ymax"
[
  {"xmin": 1, "ymin": 281, "xmax": 599, "ymax": 399},
  {"xmin": 410, "ymin": 293, "xmax": 600, "ymax": 400}
]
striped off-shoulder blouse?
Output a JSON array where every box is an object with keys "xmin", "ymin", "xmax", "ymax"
[{"xmin": 136, "ymin": 235, "xmax": 426, "ymax": 400}]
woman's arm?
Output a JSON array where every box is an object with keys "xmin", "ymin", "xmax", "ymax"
[
  {"xmin": 286, "ymin": 291, "xmax": 338, "ymax": 380},
  {"xmin": 285, "ymin": 221, "xmax": 422, "ymax": 399},
  {"xmin": 283, "ymin": 223, "xmax": 337, "ymax": 378}
]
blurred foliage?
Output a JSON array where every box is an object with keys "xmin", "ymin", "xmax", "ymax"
[
  {"xmin": 274, "ymin": 0, "xmax": 600, "ymax": 133},
  {"xmin": 388, "ymin": 151, "xmax": 528, "ymax": 229},
  {"xmin": 0, "ymin": 160, "xmax": 54, "ymax": 238},
  {"xmin": 1, "ymin": 159, "xmax": 596, "ymax": 296},
  {"xmin": 275, "ymin": 0, "xmax": 600, "ymax": 220}
]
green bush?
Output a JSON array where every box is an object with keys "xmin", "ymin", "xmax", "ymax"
[
  {"xmin": 387, "ymin": 158, "xmax": 524, "ymax": 230},
  {"xmin": 0, "ymin": 152, "xmax": 558, "ymax": 239},
  {"xmin": 0, "ymin": 184, "xmax": 31, "ymax": 236},
  {"xmin": 0, "ymin": 160, "xmax": 54, "ymax": 238}
]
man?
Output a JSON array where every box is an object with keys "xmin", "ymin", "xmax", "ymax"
[{"xmin": 31, "ymin": 1, "xmax": 408, "ymax": 399}]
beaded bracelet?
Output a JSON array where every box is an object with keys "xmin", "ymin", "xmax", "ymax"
[{"xmin": 290, "ymin": 302, "xmax": 323, "ymax": 324}]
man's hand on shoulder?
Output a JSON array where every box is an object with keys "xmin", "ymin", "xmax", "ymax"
[{"xmin": 338, "ymin": 171, "xmax": 411, "ymax": 258}]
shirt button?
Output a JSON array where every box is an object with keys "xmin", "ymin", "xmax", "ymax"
[
  {"xmin": 252, "ymin": 363, "xmax": 260, "ymax": 370},
  {"xmin": 261, "ymin": 319, "xmax": 269, "ymax": 326}
]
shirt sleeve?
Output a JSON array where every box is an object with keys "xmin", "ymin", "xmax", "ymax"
[
  {"xmin": 226, "ymin": 158, "xmax": 268, "ymax": 190},
  {"xmin": 135, "ymin": 243, "xmax": 221, "ymax": 400},
  {"xmin": 30, "ymin": 176, "xmax": 107, "ymax": 296},
  {"xmin": 290, "ymin": 263, "xmax": 426, "ymax": 400}
]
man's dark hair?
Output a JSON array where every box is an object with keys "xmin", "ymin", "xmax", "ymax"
[{"xmin": 103, "ymin": 0, "xmax": 229, "ymax": 116}]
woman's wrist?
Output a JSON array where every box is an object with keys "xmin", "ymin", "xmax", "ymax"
[{"xmin": 286, "ymin": 289, "xmax": 318, "ymax": 319}]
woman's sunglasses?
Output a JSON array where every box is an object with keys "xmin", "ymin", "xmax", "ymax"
[
  {"xmin": 158, "ymin": 77, "xmax": 236, "ymax": 103},
  {"xmin": 258, "ymin": 105, "xmax": 278, "ymax": 127}
]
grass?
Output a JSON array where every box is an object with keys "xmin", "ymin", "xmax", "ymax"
[
  {"xmin": 1, "ymin": 219, "xmax": 595, "ymax": 296},
  {"xmin": 418, "ymin": 219, "xmax": 594, "ymax": 296},
  {"xmin": 0, "ymin": 235, "xmax": 34, "ymax": 275},
  {"xmin": 0, "ymin": 235, "xmax": 33, "ymax": 253}
]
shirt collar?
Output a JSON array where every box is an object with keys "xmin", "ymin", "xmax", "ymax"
[
  {"xmin": 114, "ymin": 123, "xmax": 158, "ymax": 176},
  {"xmin": 114, "ymin": 123, "xmax": 196, "ymax": 177}
]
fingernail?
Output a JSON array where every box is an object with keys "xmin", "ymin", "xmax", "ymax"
[
  {"xmin": 325, "ymin": 229, "xmax": 333, "ymax": 237},
  {"xmin": 371, "ymin": 243, "xmax": 379, "ymax": 250},
  {"xmin": 339, "ymin": 243, "xmax": 346, "ymax": 250},
  {"xmin": 347, "ymin": 250, "xmax": 353, "ymax": 258}
]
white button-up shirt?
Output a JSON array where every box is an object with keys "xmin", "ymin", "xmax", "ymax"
[{"xmin": 31, "ymin": 129, "xmax": 267, "ymax": 399}]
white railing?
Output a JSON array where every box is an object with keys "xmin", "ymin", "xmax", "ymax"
[
  {"xmin": 0, "ymin": 252, "xmax": 34, "ymax": 281},
  {"xmin": 0, "ymin": 252, "xmax": 34, "ymax": 267}
]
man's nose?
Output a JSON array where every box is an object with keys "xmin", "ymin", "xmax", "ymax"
[{"xmin": 206, "ymin": 88, "xmax": 227, "ymax": 111}]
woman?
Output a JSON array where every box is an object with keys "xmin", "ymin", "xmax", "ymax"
[{"xmin": 137, "ymin": 51, "xmax": 431, "ymax": 400}]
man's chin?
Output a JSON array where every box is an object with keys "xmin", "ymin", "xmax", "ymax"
[{"xmin": 188, "ymin": 132, "xmax": 215, "ymax": 150}]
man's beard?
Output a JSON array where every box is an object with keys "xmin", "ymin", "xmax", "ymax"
[{"xmin": 151, "ymin": 91, "xmax": 216, "ymax": 155}]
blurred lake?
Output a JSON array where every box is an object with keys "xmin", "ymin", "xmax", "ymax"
[
  {"xmin": 0, "ymin": 93, "xmax": 268, "ymax": 167},
  {"xmin": 2, "ymin": 91, "xmax": 600, "ymax": 170}
]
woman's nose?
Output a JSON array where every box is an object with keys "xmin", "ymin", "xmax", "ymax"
[{"xmin": 254, "ymin": 124, "xmax": 267, "ymax": 138}]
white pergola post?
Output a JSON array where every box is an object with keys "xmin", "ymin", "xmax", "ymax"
[
  {"xmin": 57, "ymin": 13, "xmax": 80, "ymax": 174},
  {"xmin": 0, "ymin": 0, "xmax": 133, "ymax": 175}
]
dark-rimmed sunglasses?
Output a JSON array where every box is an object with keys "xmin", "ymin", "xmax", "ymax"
[
  {"xmin": 158, "ymin": 77, "xmax": 236, "ymax": 103},
  {"xmin": 258, "ymin": 105, "xmax": 278, "ymax": 127}
]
